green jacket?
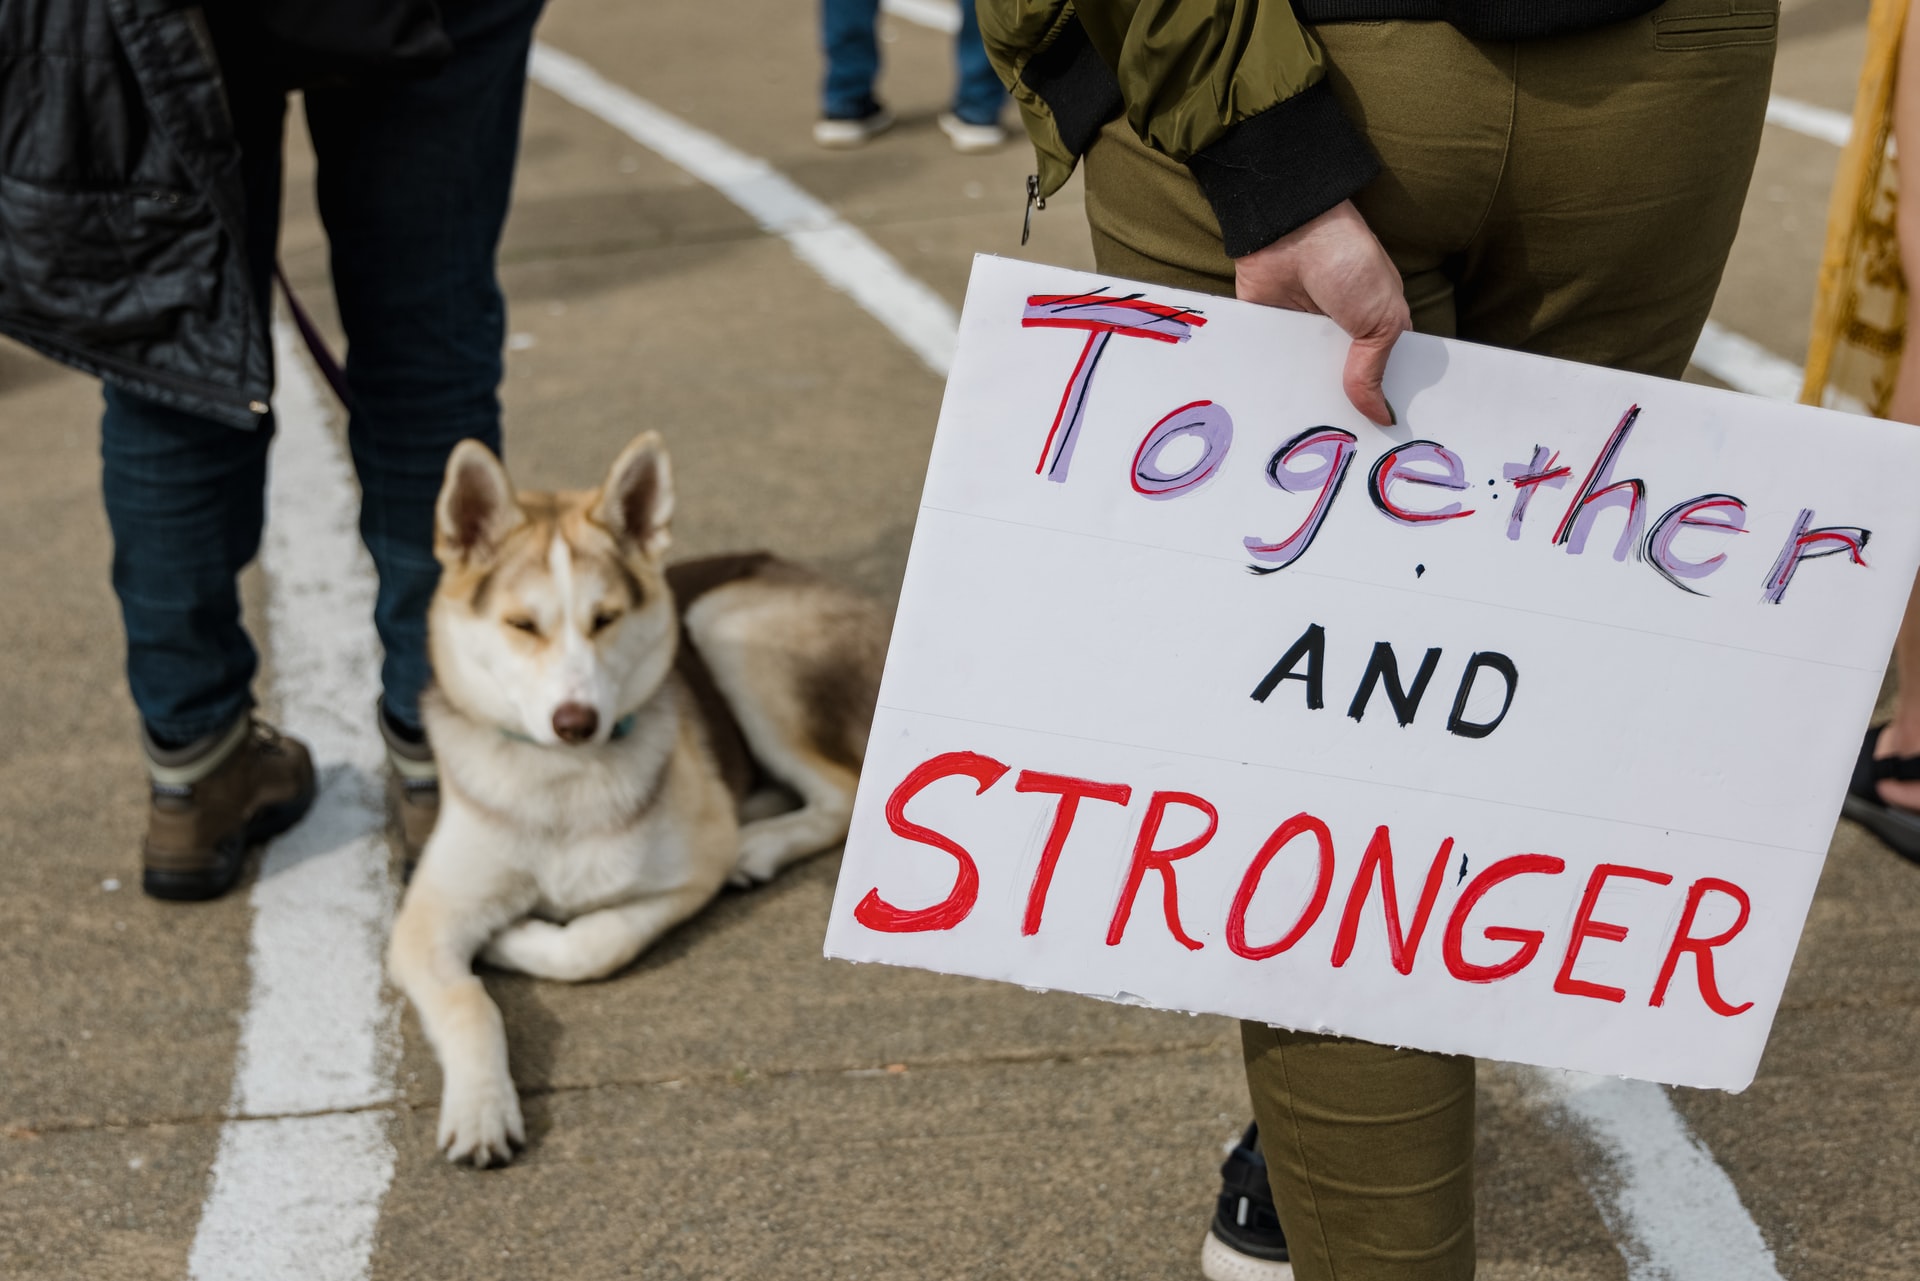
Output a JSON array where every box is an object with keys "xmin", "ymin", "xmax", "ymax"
[
  {"xmin": 977, "ymin": 0, "xmax": 1378, "ymax": 258},
  {"xmin": 979, "ymin": 1, "xmax": 1665, "ymax": 256}
]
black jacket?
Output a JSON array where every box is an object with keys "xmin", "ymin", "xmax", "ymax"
[{"xmin": 0, "ymin": 0, "xmax": 268, "ymax": 426}]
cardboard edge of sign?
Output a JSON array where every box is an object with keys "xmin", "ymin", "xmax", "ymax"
[
  {"xmin": 818, "ymin": 935, "xmax": 1765, "ymax": 1093},
  {"xmin": 825, "ymin": 254, "xmax": 1920, "ymax": 1099}
]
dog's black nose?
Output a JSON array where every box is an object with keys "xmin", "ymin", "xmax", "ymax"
[{"xmin": 552, "ymin": 703, "xmax": 599, "ymax": 744}]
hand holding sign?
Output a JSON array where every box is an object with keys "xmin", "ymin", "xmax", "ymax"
[
  {"xmin": 1232, "ymin": 199, "xmax": 1410, "ymax": 427},
  {"xmin": 826, "ymin": 258, "xmax": 1920, "ymax": 1091}
]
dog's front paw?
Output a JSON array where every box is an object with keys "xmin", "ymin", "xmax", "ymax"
[
  {"xmin": 729, "ymin": 855, "xmax": 785, "ymax": 888},
  {"xmin": 437, "ymin": 1070, "xmax": 525, "ymax": 1168},
  {"xmin": 481, "ymin": 918, "xmax": 566, "ymax": 975},
  {"xmin": 730, "ymin": 828, "xmax": 795, "ymax": 887}
]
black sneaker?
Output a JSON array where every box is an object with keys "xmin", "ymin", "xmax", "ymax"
[{"xmin": 1200, "ymin": 1123, "xmax": 1293, "ymax": 1280}]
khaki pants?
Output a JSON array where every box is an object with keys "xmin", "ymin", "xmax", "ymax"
[{"xmin": 1080, "ymin": 5, "xmax": 1776, "ymax": 1278}]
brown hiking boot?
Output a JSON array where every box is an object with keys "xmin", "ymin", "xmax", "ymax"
[
  {"xmin": 379, "ymin": 701, "xmax": 438, "ymax": 876},
  {"xmin": 141, "ymin": 716, "xmax": 316, "ymax": 901}
]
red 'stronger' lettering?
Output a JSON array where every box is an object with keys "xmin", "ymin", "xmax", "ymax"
[
  {"xmin": 1649, "ymin": 877, "xmax": 1755, "ymax": 1016},
  {"xmin": 1227, "ymin": 813, "xmax": 1336, "ymax": 960},
  {"xmin": 1107, "ymin": 791, "xmax": 1216, "ymax": 951},
  {"xmin": 1553, "ymin": 863, "xmax": 1674, "ymax": 1003},
  {"xmin": 1443, "ymin": 854, "xmax": 1566, "ymax": 982},
  {"xmin": 1013, "ymin": 770, "xmax": 1133, "ymax": 936},
  {"xmin": 854, "ymin": 751, "xmax": 1009, "ymax": 934},
  {"xmin": 1331, "ymin": 827, "xmax": 1455, "ymax": 975}
]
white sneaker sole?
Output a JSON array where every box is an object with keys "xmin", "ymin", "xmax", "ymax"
[
  {"xmin": 1200, "ymin": 1229, "xmax": 1294, "ymax": 1281},
  {"xmin": 938, "ymin": 111, "xmax": 1007, "ymax": 154},
  {"xmin": 813, "ymin": 109, "xmax": 894, "ymax": 149}
]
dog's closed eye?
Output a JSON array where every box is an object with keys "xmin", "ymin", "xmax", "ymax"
[
  {"xmin": 590, "ymin": 609, "xmax": 623, "ymax": 635},
  {"xmin": 504, "ymin": 616, "xmax": 540, "ymax": 636}
]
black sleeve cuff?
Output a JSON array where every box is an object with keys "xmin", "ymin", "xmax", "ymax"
[
  {"xmin": 1186, "ymin": 80, "xmax": 1380, "ymax": 258},
  {"xmin": 1019, "ymin": 17, "xmax": 1123, "ymax": 157}
]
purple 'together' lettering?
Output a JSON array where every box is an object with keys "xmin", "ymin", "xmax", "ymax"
[
  {"xmin": 1133, "ymin": 401, "xmax": 1234, "ymax": 500},
  {"xmin": 1025, "ymin": 289, "xmax": 1206, "ymax": 483},
  {"xmin": 1503, "ymin": 446, "xmax": 1572, "ymax": 542},
  {"xmin": 1036, "ymin": 329, "xmax": 1110, "ymax": 483},
  {"xmin": 1644, "ymin": 496, "xmax": 1747, "ymax": 594},
  {"xmin": 1018, "ymin": 296, "xmax": 1873, "ymax": 604},
  {"xmin": 1244, "ymin": 427, "xmax": 1358, "ymax": 573},
  {"xmin": 1367, "ymin": 441, "xmax": 1475, "ymax": 526},
  {"xmin": 1114, "ymin": 400, "xmax": 1866, "ymax": 603},
  {"xmin": 1762, "ymin": 508, "xmax": 1871, "ymax": 605},
  {"xmin": 1553, "ymin": 405, "xmax": 1645, "ymax": 561}
]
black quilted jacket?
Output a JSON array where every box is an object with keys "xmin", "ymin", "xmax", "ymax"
[{"xmin": 0, "ymin": 0, "xmax": 268, "ymax": 427}]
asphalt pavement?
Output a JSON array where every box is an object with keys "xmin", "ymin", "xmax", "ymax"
[{"xmin": 1, "ymin": 1, "xmax": 1914, "ymax": 1277}]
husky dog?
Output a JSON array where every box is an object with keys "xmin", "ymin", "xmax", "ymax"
[{"xmin": 389, "ymin": 433, "xmax": 884, "ymax": 1166}]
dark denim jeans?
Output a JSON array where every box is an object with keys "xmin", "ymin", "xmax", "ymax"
[
  {"xmin": 820, "ymin": 0, "xmax": 1006, "ymax": 125},
  {"xmin": 101, "ymin": 0, "xmax": 544, "ymax": 744}
]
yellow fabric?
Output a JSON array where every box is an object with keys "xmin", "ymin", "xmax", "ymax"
[{"xmin": 1802, "ymin": 0, "xmax": 1908, "ymax": 414}]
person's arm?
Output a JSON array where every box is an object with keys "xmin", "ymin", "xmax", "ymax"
[
  {"xmin": 1072, "ymin": 1, "xmax": 1374, "ymax": 254},
  {"xmin": 1076, "ymin": 1, "xmax": 1408, "ymax": 424},
  {"xmin": 981, "ymin": 0, "xmax": 1408, "ymax": 424},
  {"xmin": 1233, "ymin": 199, "xmax": 1408, "ymax": 426}
]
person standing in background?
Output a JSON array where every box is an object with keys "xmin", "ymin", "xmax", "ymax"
[{"xmin": 816, "ymin": 0, "xmax": 1008, "ymax": 152}]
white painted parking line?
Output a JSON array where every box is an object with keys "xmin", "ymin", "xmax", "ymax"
[
  {"xmin": 1693, "ymin": 318, "xmax": 1866, "ymax": 412},
  {"xmin": 1693, "ymin": 319, "xmax": 1810, "ymax": 402},
  {"xmin": 1767, "ymin": 94, "xmax": 1853, "ymax": 148},
  {"xmin": 882, "ymin": 0, "xmax": 961, "ymax": 34},
  {"xmin": 528, "ymin": 43, "xmax": 960, "ymax": 377},
  {"xmin": 188, "ymin": 319, "xmax": 398, "ymax": 1281},
  {"xmin": 724, "ymin": 2, "xmax": 1852, "ymax": 411},
  {"xmin": 1525, "ymin": 1070, "xmax": 1785, "ymax": 1281},
  {"xmin": 531, "ymin": 34, "xmax": 1844, "ymax": 417}
]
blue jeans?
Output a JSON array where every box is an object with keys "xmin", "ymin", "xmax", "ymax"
[
  {"xmin": 820, "ymin": 0, "xmax": 1006, "ymax": 125},
  {"xmin": 101, "ymin": 0, "xmax": 545, "ymax": 744}
]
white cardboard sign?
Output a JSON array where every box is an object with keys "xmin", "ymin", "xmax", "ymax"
[{"xmin": 824, "ymin": 255, "xmax": 1920, "ymax": 1089}]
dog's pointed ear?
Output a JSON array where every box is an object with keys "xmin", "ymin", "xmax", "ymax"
[
  {"xmin": 592, "ymin": 432, "xmax": 674, "ymax": 558},
  {"xmin": 435, "ymin": 439, "xmax": 524, "ymax": 564}
]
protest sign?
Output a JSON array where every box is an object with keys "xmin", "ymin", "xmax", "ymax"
[{"xmin": 823, "ymin": 255, "xmax": 1920, "ymax": 1090}]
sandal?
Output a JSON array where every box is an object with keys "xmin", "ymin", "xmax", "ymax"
[{"xmin": 1842, "ymin": 725, "xmax": 1920, "ymax": 864}]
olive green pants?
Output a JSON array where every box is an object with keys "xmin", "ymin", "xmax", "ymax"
[{"xmin": 1080, "ymin": 6, "xmax": 1776, "ymax": 1279}]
